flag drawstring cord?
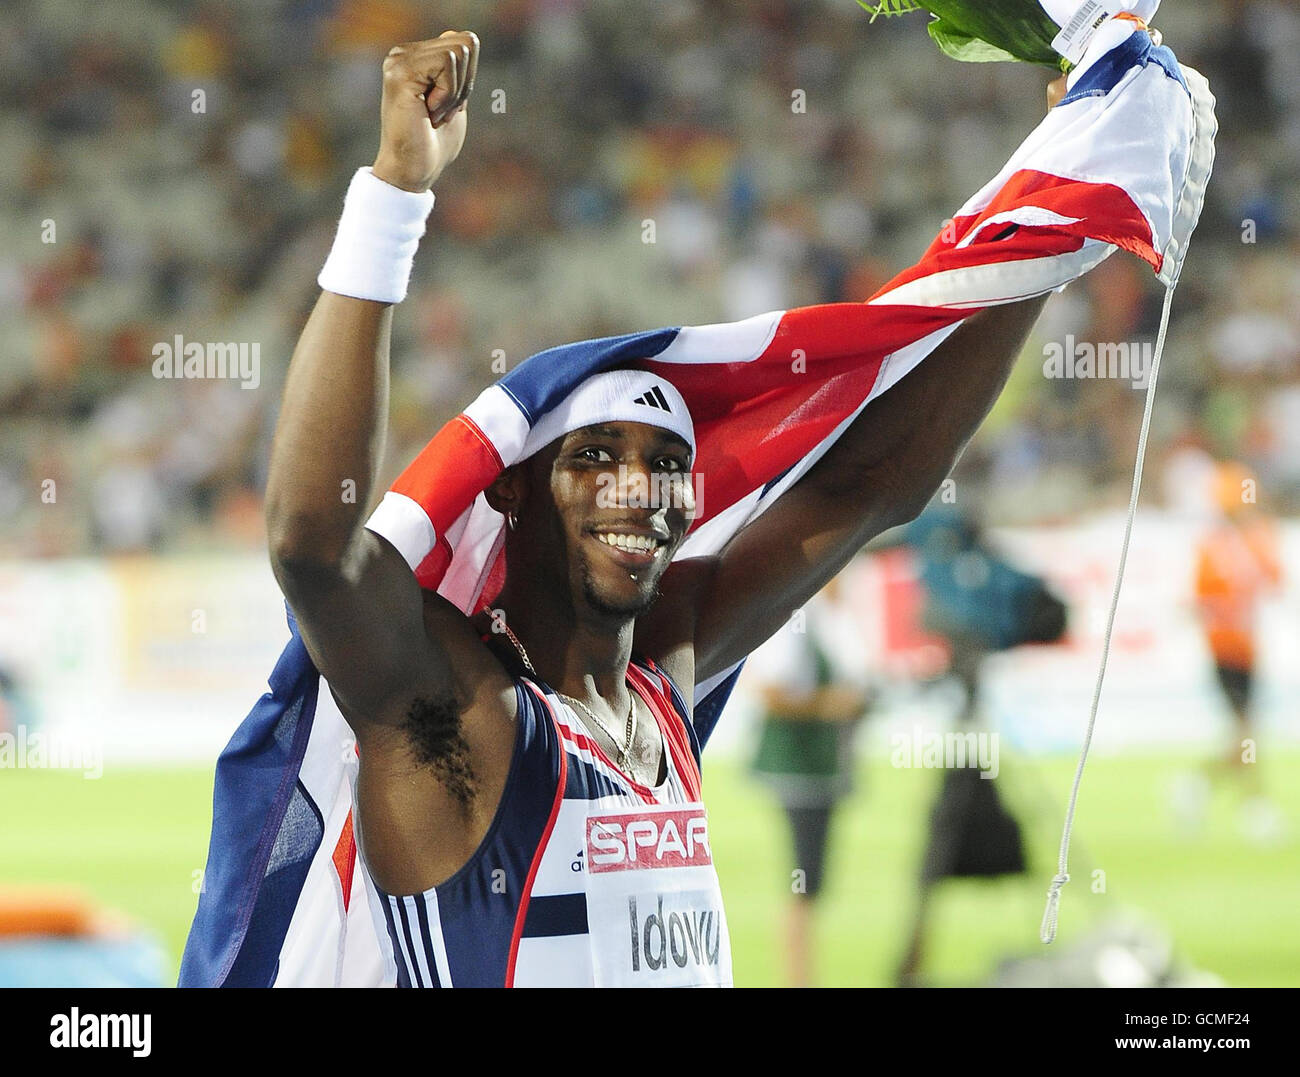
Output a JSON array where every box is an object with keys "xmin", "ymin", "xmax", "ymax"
[{"xmin": 1040, "ymin": 279, "xmax": 1178, "ymax": 944}]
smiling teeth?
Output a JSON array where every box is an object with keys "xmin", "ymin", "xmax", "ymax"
[{"xmin": 596, "ymin": 532, "xmax": 660, "ymax": 554}]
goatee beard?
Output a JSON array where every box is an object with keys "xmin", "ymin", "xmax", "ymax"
[{"xmin": 581, "ymin": 562, "xmax": 660, "ymax": 618}]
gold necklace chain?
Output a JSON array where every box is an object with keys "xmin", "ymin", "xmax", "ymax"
[
  {"xmin": 561, "ymin": 692, "xmax": 637, "ymax": 770},
  {"xmin": 487, "ymin": 608, "xmax": 639, "ymax": 769},
  {"xmin": 489, "ymin": 611, "xmax": 537, "ymax": 676}
]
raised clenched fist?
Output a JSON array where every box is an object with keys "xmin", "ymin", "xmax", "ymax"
[{"xmin": 372, "ymin": 30, "xmax": 479, "ymax": 193}]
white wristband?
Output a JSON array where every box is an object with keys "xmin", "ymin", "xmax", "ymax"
[{"xmin": 318, "ymin": 167, "xmax": 436, "ymax": 304}]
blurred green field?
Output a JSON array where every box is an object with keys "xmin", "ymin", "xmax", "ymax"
[{"xmin": 2, "ymin": 750, "xmax": 1297, "ymax": 986}]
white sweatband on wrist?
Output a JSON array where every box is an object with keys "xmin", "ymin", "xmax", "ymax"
[{"xmin": 318, "ymin": 167, "xmax": 436, "ymax": 304}]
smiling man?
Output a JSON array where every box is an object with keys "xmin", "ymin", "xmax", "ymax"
[
  {"xmin": 255, "ymin": 15, "xmax": 1211, "ymax": 987},
  {"xmin": 267, "ymin": 32, "xmax": 748, "ymax": 986},
  {"xmin": 266, "ymin": 28, "xmax": 1045, "ymax": 989}
]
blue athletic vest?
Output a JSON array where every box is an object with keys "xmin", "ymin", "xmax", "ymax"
[{"xmin": 357, "ymin": 656, "xmax": 724, "ymax": 987}]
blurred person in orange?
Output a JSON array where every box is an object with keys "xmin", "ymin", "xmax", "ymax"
[{"xmin": 1187, "ymin": 461, "xmax": 1284, "ymax": 841}]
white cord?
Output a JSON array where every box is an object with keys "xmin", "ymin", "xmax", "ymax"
[{"xmin": 1040, "ymin": 280, "xmax": 1178, "ymax": 944}]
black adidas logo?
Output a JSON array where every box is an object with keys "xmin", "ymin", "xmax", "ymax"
[{"xmin": 632, "ymin": 385, "xmax": 672, "ymax": 412}]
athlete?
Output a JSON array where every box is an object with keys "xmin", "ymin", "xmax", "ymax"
[{"xmin": 265, "ymin": 30, "xmax": 1059, "ymax": 986}]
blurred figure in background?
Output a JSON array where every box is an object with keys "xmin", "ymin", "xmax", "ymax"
[
  {"xmin": 1182, "ymin": 460, "xmax": 1285, "ymax": 842},
  {"xmin": 749, "ymin": 571, "xmax": 872, "ymax": 988},
  {"xmin": 0, "ymin": 665, "xmax": 35, "ymax": 737},
  {"xmin": 895, "ymin": 505, "xmax": 1067, "ymax": 987}
]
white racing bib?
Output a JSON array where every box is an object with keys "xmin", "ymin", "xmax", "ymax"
[{"xmin": 584, "ymin": 804, "xmax": 733, "ymax": 988}]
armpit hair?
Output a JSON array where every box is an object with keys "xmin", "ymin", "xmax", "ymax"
[{"xmin": 401, "ymin": 692, "xmax": 476, "ymax": 811}]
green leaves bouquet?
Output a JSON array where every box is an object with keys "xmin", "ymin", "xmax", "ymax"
[{"xmin": 859, "ymin": 1, "xmax": 1070, "ymax": 69}]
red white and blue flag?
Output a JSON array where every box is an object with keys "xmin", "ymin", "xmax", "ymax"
[{"xmin": 181, "ymin": 19, "xmax": 1214, "ymax": 986}]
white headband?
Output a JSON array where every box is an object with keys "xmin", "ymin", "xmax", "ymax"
[{"xmin": 518, "ymin": 369, "xmax": 695, "ymax": 463}]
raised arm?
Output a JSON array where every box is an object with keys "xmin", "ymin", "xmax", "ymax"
[
  {"xmin": 264, "ymin": 32, "xmax": 489, "ymax": 734},
  {"xmin": 683, "ymin": 67, "xmax": 1160, "ymax": 685},
  {"xmin": 690, "ymin": 293, "xmax": 1048, "ymax": 684}
]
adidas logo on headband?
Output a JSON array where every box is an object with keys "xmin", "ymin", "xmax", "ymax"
[
  {"xmin": 517, "ymin": 368, "xmax": 695, "ymax": 462},
  {"xmin": 632, "ymin": 385, "xmax": 673, "ymax": 412}
]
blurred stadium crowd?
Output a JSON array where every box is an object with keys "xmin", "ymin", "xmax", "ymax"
[{"xmin": 2, "ymin": 0, "xmax": 1298, "ymax": 556}]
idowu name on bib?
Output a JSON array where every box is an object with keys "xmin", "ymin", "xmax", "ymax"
[
  {"xmin": 584, "ymin": 805, "xmax": 733, "ymax": 986},
  {"xmin": 628, "ymin": 893, "xmax": 724, "ymax": 973}
]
